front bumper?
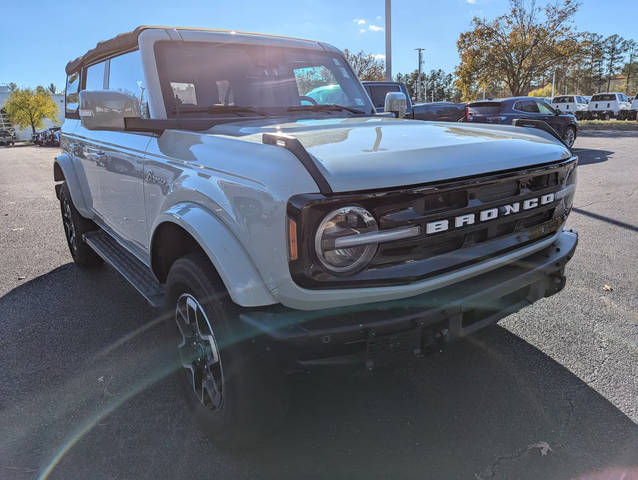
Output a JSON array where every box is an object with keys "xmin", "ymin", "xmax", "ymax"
[{"xmin": 240, "ymin": 230, "xmax": 578, "ymax": 368}]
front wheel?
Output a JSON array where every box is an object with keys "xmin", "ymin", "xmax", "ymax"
[
  {"xmin": 164, "ymin": 252, "xmax": 290, "ymax": 446},
  {"xmin": 563, "ymin": 126, "xmax": 576, "ymax": 149}
]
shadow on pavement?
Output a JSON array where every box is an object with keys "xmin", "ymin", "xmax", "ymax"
[
  {"xmin": 1, "ymin": 264, "xmax": 637, "ymax": 480},
  {"xmin": 572, "ymin": 208, "xmax": 638, "ymax": 234},
  {"xmin": 573, "ymin": 148, "xmax": 613, "ymax": 166}
]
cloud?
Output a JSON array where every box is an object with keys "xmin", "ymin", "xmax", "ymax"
[
  {"xmin": 372, "ymin": 54, "xmax": 385, "ymax": 60},
  {"xmin": 376, "ymin": 15, "xmax": 382, "ymax": 20},
  {"xmin": 359, "ymin": 28, "xmax": 366, "ymax": 33},
  {"xmin": 368, "ymin": 24, "xmax": 383, "ymax": 32},
  {"xmin": 466, "ymin": 0, "xmax": 477, "ymax": 3},
  {"xmin": 353, "ymin": 18, "xmax": 366, "ymax": 25}
]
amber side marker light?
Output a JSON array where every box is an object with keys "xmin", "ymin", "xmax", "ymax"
[{"xmin": 287, "ymin": 217, "xmax": 298, "ymax": 261}]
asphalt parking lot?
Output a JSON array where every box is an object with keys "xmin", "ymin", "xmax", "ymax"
[{"xmin": 1, "ymin": 133, "xmax": 637, "ymax": 480}]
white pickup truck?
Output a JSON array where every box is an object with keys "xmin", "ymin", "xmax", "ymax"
[
  {"xmin": 587, "ymin": 92, "xmax": 632, "ymax": 119},
  {"xmin": 551, "ymin": 95, "xmax": 589, "ymax": 119},
  {"xmin": 55, "ymin": 26, "xmax": 578, "ymax": 444}
]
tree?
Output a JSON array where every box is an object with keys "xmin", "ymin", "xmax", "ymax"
[
  {"xmin": 602, "ymin": 34, "xmax": 629, "ymax": 91},
  {"xmin": 623, "ymin": 39, "xmax": 637, "ymax": 93},
  {"xmin": 343, "ymin": 49, "xmax": 385, "ymax": 81},
  {"xmin": 455, "ymin": 0, "xmax": 581, "ymax": 101},
  {"xmin": 47, "ymin": 83, "xmax": 57, "ymax": 95},
  {"xmin": 8, "ymin": 82, "xmax": 18, "ymax": 92},
  {"xmin": 581, "ymin": 32, "xmax": 604, "ymax": 94},
  {"xmin": 395, "ymin": 69, "xmax": 460, "ymax": 102},
  {"xmin": 3, "ymin": 88, "xmax": 60, "ymax": 135}
]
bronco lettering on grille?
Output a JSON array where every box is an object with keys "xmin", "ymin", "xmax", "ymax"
[{"xmin": 425, "ymin": 193, "xmax": 555, "ymax": 235}]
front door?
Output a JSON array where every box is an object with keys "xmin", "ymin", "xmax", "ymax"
[{"xmin": 535, "ymin": 100, "xmax": 565, "ymax": 137}]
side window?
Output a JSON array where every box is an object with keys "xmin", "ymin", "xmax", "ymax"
[
  {"xmin": 108, "ymin": 50, "xmax": 148, "ymax": 117},
  {"xmin": 65, "ymin": 72, "xmax": 81, "ymax": 117},
  {"xmin": 514, "ymin": 100, "xmax": 539, "ymax": 113},
  {"xmin": 85, "ymin": 62, "xmax": 106, "ymax": 90},
  {"xmin": 537, "ymin": 102, "xmax": 555, "ymax": 114}
]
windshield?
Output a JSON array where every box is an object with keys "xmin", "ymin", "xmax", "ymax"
[
  {"xmin": 591, "ymin": 94, "xmax": 616, "ymax": 101},
  {"xmin": 365, "ymin": 84, "xmax": 402, "ymax": 108},
  {"xmin": 154, "ymin": 41, "xmax": 374, "ymax": 117},
  {"xmin": 553, "ymin": 96, "xmax": 574, "ymax": 103}
]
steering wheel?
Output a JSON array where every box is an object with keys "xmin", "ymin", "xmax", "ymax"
[{"xmin": 298, "ymin": 95, "xmax": 318, "ymax": 106}]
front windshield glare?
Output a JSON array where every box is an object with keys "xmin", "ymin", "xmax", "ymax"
[{"xmin": 155, "ymin": 41, "xmax": 373, "ymax": 116}]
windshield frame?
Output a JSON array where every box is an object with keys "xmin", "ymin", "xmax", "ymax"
[{"xmin": 153, "ymin": 40, "xmax": 375, "ymax": 119}]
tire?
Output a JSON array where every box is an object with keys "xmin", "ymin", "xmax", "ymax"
[
  {"xmin": 59, "ymin": 183, "xmax": 103, "ymax": 268},
  {"xmin": 602, "ymin": 112, "xmax": 610, "ymax": 121},
  {"xmin": 164, "ymin": 252, "xmax": 290, "ymax": 446},
  {"xmin": 563, "ymin": 126, "xmax": 576, "ymax": 149}
]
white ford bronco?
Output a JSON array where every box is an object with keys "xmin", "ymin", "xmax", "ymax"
[{"xmin": 55, "ymin": 26, "xmax": 578, "ymax": 443}]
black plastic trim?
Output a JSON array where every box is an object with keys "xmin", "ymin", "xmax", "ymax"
[{"xmin": 263, "ymin": 133, "xmax": 333, "ymax": 195}]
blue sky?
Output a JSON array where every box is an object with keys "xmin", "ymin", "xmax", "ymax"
[{"xmin": 1, "ymin": 0, "xmax": 636, "ymax": 91}]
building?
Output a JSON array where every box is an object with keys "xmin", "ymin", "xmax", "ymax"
[{"xmin": 0, "ymin": 84, "xmax": 65, "ymax": 141}]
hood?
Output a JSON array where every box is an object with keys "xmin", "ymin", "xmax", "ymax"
[{"xmin": 209, "ymin": 117, "xmax": 572, "ymax": 192}]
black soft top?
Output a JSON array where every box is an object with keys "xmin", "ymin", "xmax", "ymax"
[{"xmin": 65, "ymin": 25, "xmax": 320, "ymax": 75}]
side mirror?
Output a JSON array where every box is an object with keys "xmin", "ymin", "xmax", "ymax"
[
  {"xmin": 79, "ymin": 90, "xmax": 141, "ymax": 131},
  {"xmin": 384, "ymin": 92, "xmax": 407, "ymax": 118}
]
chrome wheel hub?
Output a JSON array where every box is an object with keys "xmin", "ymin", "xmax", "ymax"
[{"xmin": 175, "ymin": 293, "xmax": 224, "ymax": 410}]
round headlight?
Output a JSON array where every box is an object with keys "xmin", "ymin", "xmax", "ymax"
[{"xmin": 314, "ymin": 206, "xmax": 378, "ymax": 274}]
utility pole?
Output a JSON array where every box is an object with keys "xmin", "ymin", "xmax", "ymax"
[
  {"xmin": 385, "ymin": 0, "xmax": 392, "ymax": 81},
  {"xmin": 551, "ymin": 69, "xmax": 556, "ymax": 98},
  {"xmin": 415, "ymin": 48, "xmax": 424, "ymax": 102}
]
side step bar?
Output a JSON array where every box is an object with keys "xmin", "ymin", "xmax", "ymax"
[{"xmin": 83, "ymin": 231, "xmax": 165, "ymax": 307}]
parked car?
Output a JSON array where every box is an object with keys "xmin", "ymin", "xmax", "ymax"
[
  {"xmin": 465, "ymin": 97, "xmax": 578, "ymax": 148},
  {"xmin": 629, "ymin": 93, "xmax": 638, "ymax": 120},
  {"xmin": 587, "ymin": 92, "xmax": 631, "ymax": 120},
  {"xmin": 0, "ymin": 129, "xmax": 16, "ymax": 146},
  {"xmin": 36, "ymin": 127, "xmax": 61, "ymax": 147},
  {"xmin": 56, "ymin": 26, "xmax": 578, "ymax": 445},
  {"xmin": 362, "ymin": 81, "xmax": 466, "ymax": 121},
  {"xmin": 552, "ymin": 95, "xmax": 589, "ymax": 119}
]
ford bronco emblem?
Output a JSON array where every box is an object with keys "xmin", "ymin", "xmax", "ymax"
[{"xmin": 425, "ymin": 193, "xmax": 556, "ymax": 234}]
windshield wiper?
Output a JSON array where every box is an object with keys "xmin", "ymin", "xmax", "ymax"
[
  {"xmin": 287, "ymin": 104, "xmax": 365, "ymax": 115},
  {"xmin": 172, "ymin": 105, "xmax": 271, "ymax": 117}
]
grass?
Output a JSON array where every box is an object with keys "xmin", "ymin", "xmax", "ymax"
[{"xmin": 578, "ymin": 119, "xmax": 638, "ymax": 130}]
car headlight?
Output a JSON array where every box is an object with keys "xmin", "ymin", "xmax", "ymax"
[{"xmin": 314, "ymin": 206, "xmax": 378, "ymax": 274}]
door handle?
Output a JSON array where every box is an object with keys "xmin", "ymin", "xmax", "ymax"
[{"xmin": 87, "ymin": 147, "xmax": 106, "ymax": 156}]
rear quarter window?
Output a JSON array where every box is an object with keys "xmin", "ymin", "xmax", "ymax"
[{"xmin": 65, "ymin": 72, "xmax": 81, "ymax": 118}]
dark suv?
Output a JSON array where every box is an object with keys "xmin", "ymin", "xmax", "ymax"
[
  {"xmin": 0, "ymin": 129, "xmax": 16, "ymax": 147},
  {"xmin": 465, "ymin": 97, "xmax": 578, "ymax": 148}
]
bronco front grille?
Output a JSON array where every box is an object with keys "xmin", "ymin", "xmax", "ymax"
[{"xmin": 288, "ymin": 157, "xmax": 577, "ymax": 289}]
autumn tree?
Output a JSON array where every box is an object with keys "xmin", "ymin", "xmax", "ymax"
[
  {"xmin": 3, "ymin": 88, "xmax": 60, "ymax": 134},
  {"xmin": 455, "ymin": 0, "xmax": 581, "ymax": 101},
  {"xmin": 343, "ymin": 49, "xmax": 385, "ymax": 81},
  {"xmin": 602, "ymin": 35, "xmax": 629, "ymax": 91}
]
